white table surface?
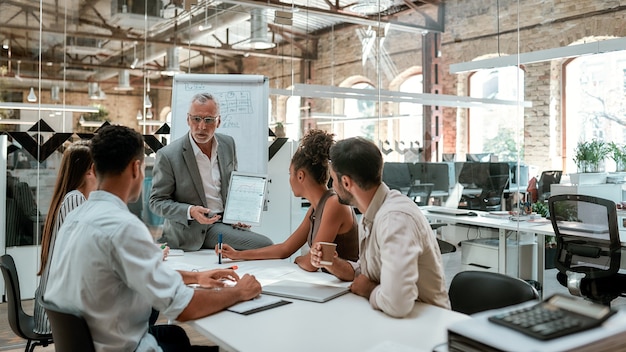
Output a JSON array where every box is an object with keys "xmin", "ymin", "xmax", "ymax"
[{"xmin": 164, "ymin": 250, "xmax": 470, "ymax": 352}]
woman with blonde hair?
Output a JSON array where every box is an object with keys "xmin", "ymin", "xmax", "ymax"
[{"xmin": 33, "ymin": 140, "xmax": 97, "ymax": 334}]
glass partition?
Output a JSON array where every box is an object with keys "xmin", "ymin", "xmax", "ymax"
[{"xmin": 1, "ymin": 0, "xmax": 624, "ymax": 294}]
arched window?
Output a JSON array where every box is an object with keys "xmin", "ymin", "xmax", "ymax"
[
  {"xmin": 285, "ymin": 95, "xmax": 301, "ymax": 140},
  {"xmin": 339, "ymin": 82, "xmax": 376, "ymax": 139},
  {"xmin": 468, "ymin": 67, "xmax": 524, "ymax": 162},
  {"xmin": 397, "ymin": 74, "xmax": 423, "ymax": 162},
  {"xmin": 565, "ymin": 50, "xmax": 626, "ymax": 173}
]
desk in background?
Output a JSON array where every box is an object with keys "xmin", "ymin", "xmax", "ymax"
[
  {"xmin": 164, "ymin": 250, "xmax": 469, "ymax": 352},
  {"xmin": 422, "ymin": 206, "xmax": 626, "ymax": 300}
]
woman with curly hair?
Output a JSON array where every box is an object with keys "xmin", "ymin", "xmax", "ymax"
[{"xmin": 218, "ymin": 129, "xmax": 358, "ymax": 271}]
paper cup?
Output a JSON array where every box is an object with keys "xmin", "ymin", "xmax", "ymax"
[{"xmin": 319, "ymin": 242, "xmax": 337, "ymax": 265}]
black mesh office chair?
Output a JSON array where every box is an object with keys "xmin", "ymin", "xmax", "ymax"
[
  {"xmin": 448, "ymin": 271, "xmax": 539, "ymax": 315},
  {"xmin": 407, "ymin": 183, "xmax": 434, "ymax": 206},
  {"xmin": 537, "ymin": 170, "xmax": 562, "ymax": 201},
  {"xmin": 0, "ymin": 255, "xmax": 54, "ymax": 352},
  {"xmin": 39, "ymin": 298, "xmax": 95, "ymax": 352},
  {"xmin": 549, "ymin": 194, "xmax": 625, "ymax": 306}
]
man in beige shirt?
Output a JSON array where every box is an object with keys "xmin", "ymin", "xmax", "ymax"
[{"xmin": 311, "ymin": 137, "xmax": 450, "ymax": 318}]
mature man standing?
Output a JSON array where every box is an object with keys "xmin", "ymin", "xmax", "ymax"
[
  {"xmin": 150, "ymin": 93, "xmax": 273, "ymax": 251},
  {"xmin": 310, "ymin": 137, "xmax": 450, "ymax": 318},
  {"xmin": 45, "ymin": 125, "xmax": 261, "ymax": 351}
]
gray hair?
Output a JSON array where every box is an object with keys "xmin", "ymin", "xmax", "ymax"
[{"xmin": 190, "ymin": 93, "xmax": 220, "ymax": 114}]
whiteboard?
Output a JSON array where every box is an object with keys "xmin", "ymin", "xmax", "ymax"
[{"xmin": 171, "ymin": 74, "xmax": 269, "ymax": 174}]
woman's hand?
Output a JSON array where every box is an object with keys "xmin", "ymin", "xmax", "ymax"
[{"xmin": 215, "ymin": 243, "xmax": 240, "ymax": 260}]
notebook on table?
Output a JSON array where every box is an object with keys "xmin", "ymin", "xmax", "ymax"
[
  {"xmin": 427, "ymin": 207, "xmax": 475, "ymax": 216},
  {"xmin": 262, "ymin": 280, "xmax": 350, "ymax": 303}
]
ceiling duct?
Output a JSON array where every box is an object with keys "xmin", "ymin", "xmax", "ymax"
[
  {"xmin": 114, "ymin": 69, "xmax": 134, "ymax": 91},
  {"xmin": 51, "ymin": 85, "xmax": 60, "ymax": 101},
  {"xmin": 349, "ymin": 0, "xmax": 395, "ymax": 15},
  {"xmin": 66, "ymin": 37, "xmax": 113, "ymax": 56},
  {"xmin": 233, "ymin": 8, "xmax": 276, "ymax": 50},
  {"xmin": 161, "ymin": 47, "xmax": 183, "ymax": 76},
  {"xmin": 110, "ymin": 0, "xmax": 166, "ymax": 29},
  {"xmin": 88, "ymin": 82, "xmax": 106, "ymax": 100}
]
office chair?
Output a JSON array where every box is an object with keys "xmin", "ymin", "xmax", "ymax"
[
  {"xmin": 464, "ymin": 175, "xmax": 510, "ymax": 211},
  {"xmin": 407, "ymin": 183, "xmax": 434, "ymax": 206},
  {"xmin": 448, "ymin": 271, "xmax": 539, "ymax": 315},
  {"xmin": 429, "ymin": 223, "xmax": 457, "ymax": 254},
  {"xmin": 549, "ymin": 194, "xmax": 625, "ymax": 306},
  {"xmin": 39, "ymin": 298, "xmax": 95, "ymax": 352},
  {"xmin": 537, "ymin": 170, "xmax": 562, "ymax": 201},
  {"xmin": 0, "ymin": 255, "xmax": 54, "ymax": 352}
]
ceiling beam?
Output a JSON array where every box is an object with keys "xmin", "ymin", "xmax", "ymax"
[{"xmin": 221, "ymin": 0, "xmax": 439, "ymax": 34}]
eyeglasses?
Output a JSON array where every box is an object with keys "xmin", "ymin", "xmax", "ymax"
[{"xmin": 188, "ymin": 114, "xmax": 218, "ymax": 125}]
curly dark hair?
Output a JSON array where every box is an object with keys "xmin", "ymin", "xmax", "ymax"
[
  {"xmin": 90, "ymin": 125, "xmax": 144, "ymax": 177},
  {"xmin": 291, "ymin": 129, "xmax": 335, "ymax": 185}
]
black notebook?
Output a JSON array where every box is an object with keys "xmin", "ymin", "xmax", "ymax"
[{"xmin": 226, "ymin": 294, "xmax": 291, "ymax": 315}]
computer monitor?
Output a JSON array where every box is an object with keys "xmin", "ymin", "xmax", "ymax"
[
  {"xmin": 382, "ymin": 162, "xmax": 412, "ymax": 191},
  {"xmin": 508, "ymin": 162, "xmax": 530, "ymax": 189},
  {"xmin": 466, "ymin": 153, "xmax": 492, "ymax": 162},
  {"xmin": 442, "ymin": 153, "xmax": 456, "ymax": 162}
]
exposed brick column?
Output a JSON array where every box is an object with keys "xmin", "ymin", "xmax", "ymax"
[{"xmin": 422, "ymin": 32, "xmax": 443, "ymax": 162}]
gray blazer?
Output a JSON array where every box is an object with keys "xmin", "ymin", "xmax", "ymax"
[{"xmin": 149, "ymin": 133, "xmax": 237, "ymax": 250}]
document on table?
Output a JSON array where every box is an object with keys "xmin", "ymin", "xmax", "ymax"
[{"xmin": 226, "ymin": 294, "xmax": 291, "ymax": 315}]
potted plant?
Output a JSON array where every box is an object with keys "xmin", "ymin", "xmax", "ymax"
[
  {"xmin": 609, "ymin": 142, "xmax": 626, "ymax": 172},
  {"xmin": 531, "ymin": 201, "xmax": 557, "ymax": 269},
  {"xmin": 570, "ymin": 139, "xmax": 610, "ymax": 184},
  {"xmin": 273, "ymin": 121, "xmax": 286, "ymax": 138}
]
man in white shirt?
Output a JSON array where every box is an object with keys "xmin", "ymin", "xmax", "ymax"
[
  {"xmin": 150, "ymin": 93, "xmax": 273, "ymax": 251},
  {"xmin": 45, "ymin": 125, "xmax": 261, "ymax": 352},
  {"xmin": 310, "ymin": 137, "xmax": 450, "ymax": 318}
]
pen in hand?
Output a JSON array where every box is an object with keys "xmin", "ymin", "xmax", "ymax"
[{"xmin": 218, "ymin": 233, "xmax": 223, "ymax": 264}]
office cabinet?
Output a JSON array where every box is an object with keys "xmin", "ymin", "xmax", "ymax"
[
  {"xmin": 551, "ymin": 183, "xmax": 624, "ymax": 204},
  {"xmin": 461, "ymin": 238, "xmax": 537, "ymax": 280}
]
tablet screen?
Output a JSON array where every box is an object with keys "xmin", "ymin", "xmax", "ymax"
[{"xmin": 222, "ymin": 172, "xmax": 268, "ymax": 226}]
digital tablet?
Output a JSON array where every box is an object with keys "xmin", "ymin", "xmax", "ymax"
[{"xmin": 222, "ymin": 171, "xmax": 268, "ymax": 226}]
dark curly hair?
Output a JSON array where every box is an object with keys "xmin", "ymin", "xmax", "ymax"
[
  {"xmin": 291, "ymin": 129, "xmax": 335, "ymax": 185},
  {"xmin": 90, "ymin": 125, "xmax": 144, "ymax": 177}
]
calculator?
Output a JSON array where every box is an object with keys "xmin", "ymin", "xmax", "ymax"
[{"xmin": 488, "ymin": 294, "xmax": 617, "ymax": 340}]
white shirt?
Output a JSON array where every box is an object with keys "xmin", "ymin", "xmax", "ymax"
[
  {"xmin": 357, "ymin": 184, "xmax": 450, "ymax": 318},
  {"xmin": 189, "ymin": 133, "xmax": 223, "ymax": 212},
  {"xmin": 45, "ymin": 191, "xmax": 193, "ymax": 352}
]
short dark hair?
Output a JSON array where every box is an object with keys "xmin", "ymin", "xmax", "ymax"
[
  {"xmin": 329, "ymin": 137, "xmax": 382, "ymax": 190},
  {"xmin": 90, "ymin": 125, "xmax": 144, "ymax": 177}
]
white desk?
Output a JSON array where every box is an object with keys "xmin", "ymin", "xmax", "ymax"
[
  {"xmin": 164, "ymin": 251, "xmax": 469, "ymax": 352},
  {"xmin": 422, "ymin": 206, "xmax": 626, "ymax": 299},
  {"xmin": 422, "ymin": 207, "xmax": 556, "ymax": 298}
]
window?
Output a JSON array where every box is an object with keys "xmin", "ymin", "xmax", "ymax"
[
  {"xmin": 565, "ymin": 51, "xmax": 626, "ymax": 173},
  {"xmin": 468, "ymin": 67, "xmax": 524, "ymax": 162},
  {"xmin": 396, "ymin": 74, "xmax": 423, "ymax": 162},
  {"xmin": 337, "ymin": 82, "xmax": 376, "ymax": 140}
]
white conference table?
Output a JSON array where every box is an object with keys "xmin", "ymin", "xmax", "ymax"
[{"xmin": 164, "ymin": 250, "xmax": 469, "ymax": 352}]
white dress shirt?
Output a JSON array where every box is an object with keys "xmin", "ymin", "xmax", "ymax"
[{"xmin": 45, "ymin": 190, "xmax": 193, "ymax": 352}]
